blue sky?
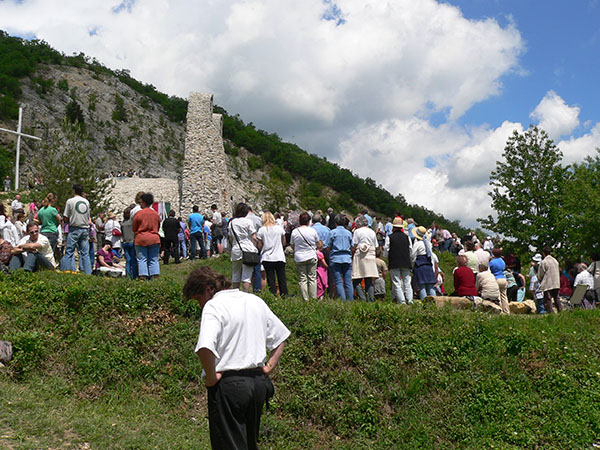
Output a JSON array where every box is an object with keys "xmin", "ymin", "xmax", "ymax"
[
  {"xmin": 1, "ymin": 0, "xmax": 599, "ymax": 226},
  {"xmin": 453, "ymin": 0, "xmax": 600, "ymax": 136}
]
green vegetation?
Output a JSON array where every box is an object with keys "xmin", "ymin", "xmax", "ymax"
[
  {"xmin": 57, "ymin": 78, "xmax": 68, "ymax": 92},
  {"xmin": 32, "ymin": 121, "xmax": 113, "ymax": 215},
  {"xmin": 0, "ymin": 144, "xmax": 13, "ymax": 184},
  {"xmin": 1, "ymin": 257, "xmax": 600, "ymax": 448},
  {"xmin": 482, "ymin": 125, "xmax": 600, "ymax": 260},
  {"xmin": 111, "ymin": 93, "xmax": 127, "ymax": 122},
  {"xmin": 0, "ymin": 31, "xmax": 185, "ymax": 123},
  {"xmin": 64, "ymin": 99, "xmax": 85, "ymax": 129}
]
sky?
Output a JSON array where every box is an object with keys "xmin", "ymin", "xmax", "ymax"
[{"xmin": 1, "ymin": 0, "xmax": 599, "ymax": 228}]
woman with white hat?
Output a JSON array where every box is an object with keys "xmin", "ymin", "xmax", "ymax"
[{"xmin": 410, "ymin": 226, "xmax": 437, "ymax": 300}]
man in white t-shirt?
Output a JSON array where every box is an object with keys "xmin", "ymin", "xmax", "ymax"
[
  {"xmin": 185, "ymin": 266, "xmax": 290, "ymax": 450},
  {"xmin": 9, "ymin": 223, "xmax": 57, "ymax": 272}
]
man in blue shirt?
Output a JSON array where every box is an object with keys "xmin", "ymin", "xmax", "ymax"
[
  {"xmin": 312, "ymin": 213, "xmax": 334, "ymax": 297},
  {"xmin": 326, "ymin": 214, "xmax": 353, "ymax": 301},
  {"xmin": 362, "ymin": 209, "xmax": 373, "ymax": 228},
  {"xmin": 187, "ymin": 205, "xmax": 205, "ymax": 260}
]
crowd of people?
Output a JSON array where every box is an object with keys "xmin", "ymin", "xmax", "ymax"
[{"xmin": 2, "ymin": 191, "xmax": 599, "ymax": 313}]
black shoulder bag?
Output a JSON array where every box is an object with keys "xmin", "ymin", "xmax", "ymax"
[{"xmin": 231, "ymin": 220, "xmax": 260, "ymax": 266}]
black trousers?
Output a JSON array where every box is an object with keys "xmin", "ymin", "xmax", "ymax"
[
  {"xmin": 262, "ymin": 261, "xmax": 288, "ymax": 296},
  {"xmin": 207, "ymin": 371, "xmax": 274, "ymax": 450},
  {"xmin": 162, "ymin": 237, "xmax": 180, "ymax": 264}
]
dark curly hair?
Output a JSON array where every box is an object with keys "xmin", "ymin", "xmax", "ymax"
[{"xmin": 183, "ymin": 266, "xmax": 232, "ymax": 300}]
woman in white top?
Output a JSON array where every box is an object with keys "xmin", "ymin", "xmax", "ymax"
[
  {"xmin": 351, "ymin": 215, "xmax": 379, "ymax": 302},
  {"xmin": 104, "ymin": 212, "xmax": 122, "ymax": 257},
  {"xmin": 228, "ymin": 202, "xmax": 259, "ymax": 292},
  {"xmin": 290, "ymin": 212, "xmax": 321, "ymax": 300},
  {"xmin": 256, "ymin": 211, "xmax": 288, "ymax": 296}
]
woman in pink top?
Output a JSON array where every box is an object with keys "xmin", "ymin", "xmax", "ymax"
[{"xmin": 132, "ymin": 192, "xmax": 161, "ymax": 280}]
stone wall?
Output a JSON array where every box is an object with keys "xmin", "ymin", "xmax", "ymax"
[
  {"xmin": 181, "ymin": 93, "xmax": 233, "ymax": 217},
  {"xmin": 108, "ymin": 177, "xmax": 179, "ymax": 218}
]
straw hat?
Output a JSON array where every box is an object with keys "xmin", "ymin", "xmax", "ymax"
[
  {"xmin": 392, "ymin": 217, "xmax": 404, "ymax": 229},
  {"xmin": 413, "ymin": 226, "xmax": 428, "ymax": 240}
]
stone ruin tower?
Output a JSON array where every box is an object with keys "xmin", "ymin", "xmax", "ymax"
[{"xmin": 181, "ymin": 93, "xmax": 233, "ymax": 216}]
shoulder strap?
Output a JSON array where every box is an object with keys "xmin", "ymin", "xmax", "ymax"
[
  {"xmin": 230, "ymin": 219, "xmax": 242, "ymax": 249},
  {"xmin": 297, "ymin": 228, "xmax": 315, "ymax": 251}
]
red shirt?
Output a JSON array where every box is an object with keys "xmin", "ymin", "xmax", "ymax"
[
  {"xmin": 454, "ymin": 266, "xmax": 478, "ymax": 296},
  {"xmin": 132, "ymin": 208, "xmax": 161, "ymax": 246}
]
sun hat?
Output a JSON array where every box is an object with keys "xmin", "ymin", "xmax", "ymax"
[
  {"xmin": 532, "ymin": 253, "xmax": 542, "ymax": 262},
  {"xmin": 413, "ymin": 226, "xmax": 428, "ymax": 240},
  {"xmin": 392, "ymin": 217, "xmax": 404, "ymax": 229}
]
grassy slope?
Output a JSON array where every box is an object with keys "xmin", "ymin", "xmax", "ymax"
[{"xmin": 1, "ymin": 256, "xmax": 600, "ymax": 449}]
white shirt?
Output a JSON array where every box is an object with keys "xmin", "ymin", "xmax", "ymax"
[
  {"xmin": 574, "ymin": 270, "xmax": 594, "ymax": 289},
  {"xmin": 17, "ymin": 234, "xmax": 57, "ymax": 268},
  {"xmin": 257, "ymin": 225, "xmax": 286, "ymax": 262},
  {"xmin": 11, "ymin": 199, "xmax": 23, "ymax": 211},
  {"xmin": 130, "ymin": 204, "xmax": 142, "ymax": 219},
  {"xmin": 212, "ymin": 211, "xmax": 222, "ymax": 226},
  {"xmin": 352, "ymin": 226, "xmax": 378, "ymax": 248},
  {"xmin": 104, "ymin": 219, "xmax": 122, "ymax": 248},
  {"xmin": 3, "ymin": 221, "xmax": 19, "ymax": 246},
  {"xmin": 247, "ymin": 212, "xmax": 262, "ymax": 233},
  {"xmin": 290, "ymin": 225, "xmax": 319, "ymax": 263},
  {"xmin": 228, "ymin": 217, "xmax": 258, "ymax": 261},
  {"xmin": 475, "ymin": 248, "xmax": 491, "ymax": 267},
  {"xmin": 195, "ymin": 289, "xmax": 290, "ymax": 373}
]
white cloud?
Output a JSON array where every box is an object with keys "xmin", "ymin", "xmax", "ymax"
[
  {"xmin": 0, "ymin": 0, "xmax": 528, "ymax": 227},
  {"xmin": 336, "ymin": 118, "xmax": 522, "ymax": 228},
  {"xmin": 530, "ymin": 90, "xmax": 580, "ymax": 140},
  {"xmin": 558, "ymin": 122, "xmax": 600, "ymax": 164}
]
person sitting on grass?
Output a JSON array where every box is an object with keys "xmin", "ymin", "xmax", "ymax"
[
  {"xmin": 9, "ymin": 223, "xmax": 57, "ymax": 272},
  {"xmin": 475, "ymin": 263, "xmax": 500, "ymax": 305},
  {"xmin": 451, "ymin": 254, "xmax": 478, "ymax": 297},
  {"xmin": 96, "ymin": 240, "xmax": 126, "ymax": 277}
]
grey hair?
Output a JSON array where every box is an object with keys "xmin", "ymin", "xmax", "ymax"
[
  {"xmin": 355, "ymin": 215, "xmax": 369, "ymax": 228},
  {"xmin": 312, "ymin": 213, "xmax": 322, "ymax": 224}
]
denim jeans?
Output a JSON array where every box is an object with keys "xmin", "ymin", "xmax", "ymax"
[
  {"xmin": 252, "ymin": 254, "xmax": 262, "ymax": 293},
  {"xmin": 122, "ymin": 241, "xmax": 138, "ymax": 279},
  {"xmin": 418, "ymin": 283, "xmax": 436, "ymax": 300},
  {"xmin": 61, "ymin": 227, "xmax": 91, "ymax": 274},
  {"xmin": 332, "ymin": 262, "xmax": 353, "ymax": 301},
  {"xmin": 135, "ymin": 244, "xmax": 160, "ymax": 277},
  {"xmin": 390, "ymin": 267, "xmax": 413, "ymax": 304},
  {"xmin": 178, "ymin": 237, "xmax": 187, "ymax": 258},
  {"xmin": 9, "ymin": 252, "xmax": 54, "ymax": 272},
  {"xmin": 41, "ymin": 231, "xmax": 58, "ymax": 251},
  {"xmin": 190, "ymin": 231, "xmax": 205, "ymax": 260},
  {"xmin": 353, "ymin": 278, "xmax": 374, "ymax": 302},
  {"xmin": 88, "ymin": 241, "xmax": 95, "ymax": 270}
]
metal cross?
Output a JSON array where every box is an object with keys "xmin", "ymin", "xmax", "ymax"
[{"xmin": 0, "ymin": 106, "xmax": 42, "ymax": 190}]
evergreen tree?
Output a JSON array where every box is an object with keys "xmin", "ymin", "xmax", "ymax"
[
  {"xmin": 33, "ymin": 120, "xmax": 112, "ymax": 215},
  {"xmin": 480, "ymin": 125, "xmax": 566, "ymax": 254}
]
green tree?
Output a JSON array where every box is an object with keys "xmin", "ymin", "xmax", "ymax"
[
  {"xmin": 562, "ymin": 149, "xmax": 600, "ymax": 258},
  {"xmin": 33, "ymin": 120, "xmax": 113, "ymax": 215},
  {"xmin": 65, "ymin": 99, "xmax": 85, "ymax": 130},
  {"xmin": 112, "ymin": 93, "xmax": 127, "ymax": 122},
  {"xmin": 480, "ymin": 125, "xmax": 566, "ymax": 254}
]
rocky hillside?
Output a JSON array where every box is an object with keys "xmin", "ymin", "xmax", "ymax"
[{"xmin": 0, "ymin": 64, "xmax": 184, "ymax": 179}]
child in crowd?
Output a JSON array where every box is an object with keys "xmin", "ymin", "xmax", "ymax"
[
  {"xmin": 374, "ymin": 247, "xmax": 387, "ymax": 299},
  {"xmin": 316, "ymin": 248, "xmax": 328, "ymax": 299}
]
